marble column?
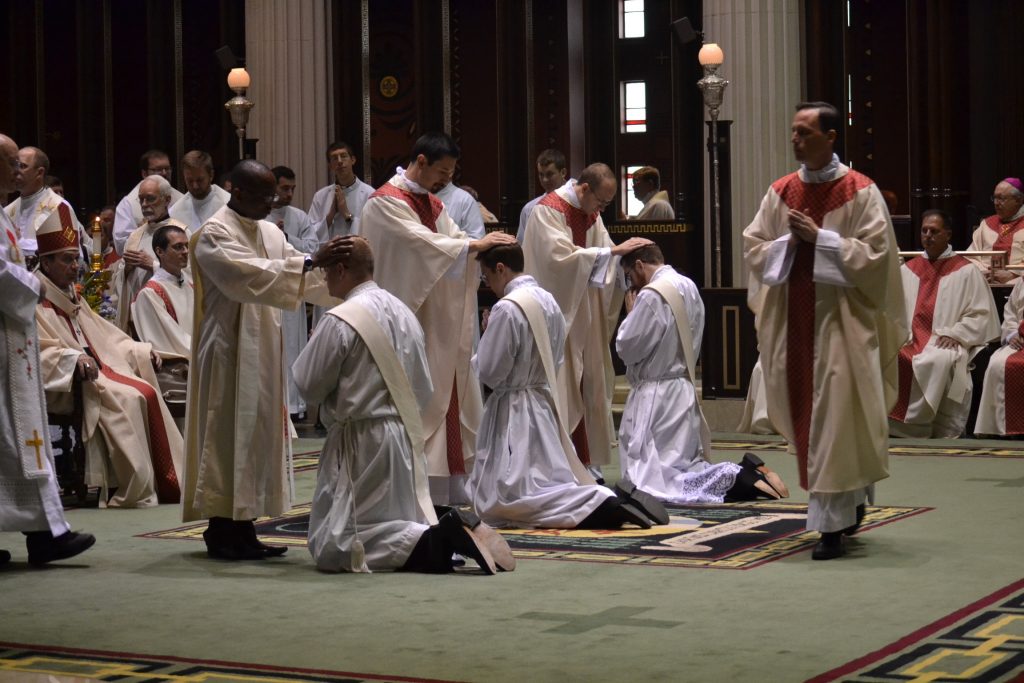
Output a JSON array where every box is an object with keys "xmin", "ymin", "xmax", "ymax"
[
  {"xmin": 245, "ymin": 0, "xmax": 334, "ymax": 212},
  {"xmin": 702, "ymin": 0, "xmax": 802, "ymax": 286}
]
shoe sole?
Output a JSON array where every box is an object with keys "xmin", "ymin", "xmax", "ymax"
[
  {"xmin": 468, "ymin": 522, "xmax": 516, "ymax": 572},
  {"xmin": 614, "ymin": 481, "xmax": 669, "ymax": 525}
]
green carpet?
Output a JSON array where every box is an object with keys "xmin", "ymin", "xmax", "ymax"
[
  {"xmin": 1, "ymin": 435, "xmax": 1021, "ymax": 682},
  {"xmin": 142, "ymin": 501, "xmax": 930, "ymax": 570}
]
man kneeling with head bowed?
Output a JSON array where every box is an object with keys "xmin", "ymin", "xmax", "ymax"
[
  {"xmin": 293, "ymin": 237, "xmax": 514, "ymax": 574},
  {"xmin": 470, "ymin": 242, "xmax": 665, "ymax": 530},
  {"xmin": 616, "ymin": 243, "xmax": 789, "ymax": 505}
]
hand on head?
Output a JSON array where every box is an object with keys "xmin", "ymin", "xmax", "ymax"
[{"xmin": 312, "ymin": 236, "xmax": 356, "ymax": 269}]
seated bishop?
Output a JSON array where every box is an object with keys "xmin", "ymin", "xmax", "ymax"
[
  {"xmin": 34, "ymin": 205, "xmax": 184, "ymax": 508},
  {"xmin": 130, "ymin": 224, "xmax": 193, "ymax": 411},
  {"xmin": 889, "ymin": 210, "xmax": 1000, "ymax": 438},
  {"xmin": 616, "ymin": 244, "xmax": 789, "ymax": 504},
  {"xmin": 976, "ymin": 278, "xmax": 1024, "ymax": 436},
  {"xmin": 293, "ymin": 237, "xmax": 513, "ymax": 574},
  {"xmin": 966, "ymin": 177, "xmax": 1024, "ymax": 284},
  {"xmin": 470, "ymin": 244, "xmax": 665, "ymax": 530}
]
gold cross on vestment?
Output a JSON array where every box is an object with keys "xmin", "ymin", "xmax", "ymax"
[{"xmin": 25, "ymin": 429, "xmax": 45, "ymax": 469}]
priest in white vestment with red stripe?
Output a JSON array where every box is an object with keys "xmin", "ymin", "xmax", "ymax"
[
  {"xmin": 131, "ymin": 224, "xmax": 193, "ymax": 359},
  {"xmin": 521, "ymin": 162, "xmax": 652, "ymax": 481},
  {"xmin": 966, "ymin": 177, "xmax": 1024, "ymax": 284},
  {"xmin": 35, "ymin": 204, "xmax": 183, "ymax": 508},
  {"xmin": 976, "ymin": 280, "xmax": 1024, "ymax": 436},
  {"xmin": 358, "ymin": 132, "xmax": 516, "ymax": 505},
  {"xmin": 743, "ymin": 102, "xmax": 908, "ymax": 560},
  {"xmin": 889, "ymin": 210, "xmax": 999, "ymax": 438}
]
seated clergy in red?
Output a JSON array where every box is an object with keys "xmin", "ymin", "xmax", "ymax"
[
  {"xmin": 967, "ymin": 177, "xmax": 1024, "ymax": 284},
  {"xmin": 34, "ymin": 205, "xmax": 184, "ymax": 507},
  {"xmin": 889, "ymin": 210, "xmax": 999, "ymax": 438},
  {"xmin": 976, "ymin": 279, "xmax": 1024, "ymax": 436}
]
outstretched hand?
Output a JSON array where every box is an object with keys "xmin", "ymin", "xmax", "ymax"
[
  {"xmin": 611, "ymin": 236, "xmax": 655, "ymax": 256},
  {"xmin": 469, "ymin": 230, "xmax": 517, "ymax": 253},
  {"xmin": 312, "ymin": 236, "xmax": 355, "ymax": 269}
]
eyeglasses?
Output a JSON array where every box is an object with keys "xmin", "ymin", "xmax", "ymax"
[
  {"xmin": 139, "ymin": 194, "xmax": 163, "ymax": 205},
  {"xmin": 992, "ymin": 195, "xmax": 1020, "ymax": 204}
]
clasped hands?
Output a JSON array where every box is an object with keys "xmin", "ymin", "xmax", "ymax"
[
  {"xmin": 123, "ymin": 249, "xmax": 154, "ymax": 272},
  {"xmin": 76, "ymin": 350, "xmax": 162, "ymax": 382},
  {"xmin": 788, "ymin": 209, "xmax": 819, "ymax": 243}
]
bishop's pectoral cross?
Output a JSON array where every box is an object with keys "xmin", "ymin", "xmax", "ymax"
[{"xmin": 25, "ymin": 429, "xmax": 45, "ymax": 469}]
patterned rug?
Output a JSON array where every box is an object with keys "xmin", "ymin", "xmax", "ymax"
[
  {"xmin": 714, "ymin": 440, "xmax": 1024, "ymax": 459},
  {"xmin": 0, "ymin": 641, "xmax": 465, "ymax": 683},
  {"xmin": 141, "ymin": 501, "xmax": 930, "ymax": 570},
  {"xmin": 808, "ymin": 578, "xmax": 1024, "ymax": 682}
]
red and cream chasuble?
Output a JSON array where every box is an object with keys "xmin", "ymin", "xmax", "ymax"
[
  {"xmin": 41, "ymin": 298, "xmax": 180, "ymax": 502},
  {"xmin": 988, "ymin": 214, "xmax": 1024, "ymax": 258},
  {"xmin": 771, "ymin": 170, "xmax": 873, "ymax": 489},
  {"xmin": 888, "ymin": 255, "xmax": 973, "ymax": 422},
  {"xmin": 537, "ymin": 192, "xmax": 598, "ymax": 466},
  {"xmin": 136, "ymin": 281, "xmax": 178, "ymax": 322},
  {"xmin": 370, "ymin": 182, "xmax": 466, "ymax": 474}
]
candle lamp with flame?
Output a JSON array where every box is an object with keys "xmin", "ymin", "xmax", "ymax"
[{"xmin": 82, "ymin": 215, "xmax": 115, "ymax": 320}]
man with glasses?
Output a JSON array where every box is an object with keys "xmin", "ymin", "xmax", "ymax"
[
  {"xmin": 113, "ymin": 150, "xmax": 184, "ymax": 254},
  {"xmin": 114, "ymin": 175, "xmax": 187, "ymax": 332},
  {"xmin": 967, "ymin": 178, "xmax": 1024, "ymax": 284},
  {"xmin": 183, "ymin": 159, "xmax": 352, "ymax": 560},
  {"xmin": 521, "ymin": 162, "xmax": 652, "ymax": 482}
]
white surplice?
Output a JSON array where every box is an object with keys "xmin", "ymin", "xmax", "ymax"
[
  {"xmin": 617, "ymin": 266, "xmax": 741, "ymax": 503},
  {"xmin": 889, "ymin": 249, "xmax": 999, "ymax": 438},
  {"xmin": 517, "ymin": 193, "xmax": 545, "ymax": 244},
  {"xmin": 737, "ymin": 359, "xmax": 777, "ymax": 435},
  {"xmin": 470, "ymin": 275, "xmax": 614, "ymax": 528},
  {"xmin": 294, "ymin": 281, "xmax": 434, "ymax": 572},
  {"xmin": 269, "ymin": 205, "xmax": 319, "ymax": 414},
  {"xmin": 976, "ymin": 280, "xmax": 1024, "ymax": 435},
  {"xmin": 113, "ymin": 217, "xmax": 190, "ymax": 332},
  {"xmin": 522, "ymin": 179, "xmax": 622, "ymax": 469},
  {"xmin": 182, "ymin": 205, "xmax": 338, "ymax": 523},
  {"xmin": 359, "ymin": 169, "xmax": 483, "ymax": 499},
  {"xmin": 308, "ymin": 178, "xmax": 374, "ymax": 241},
  {"xmin": 130, "ymin": 268, "xmax": 194, "ymax": 359},
  {"xmin": 435, "ymin": 183, "xmax": 485, "ymax": 239},
  {"xmin": 168, "ymin": 185, "xmax": 231, "ymax": 233},
  {"xmin": 5, "ymin": 187, "xmax": 91, "ymax": 256},
  {"xmin": 113, "ymin": 180, "xmax": 184, "ymax": 254},
  {"xmin": 36, "ymin": 273, "xmax": 184, "ymax": 508},
  {"xmin": 0, "ymin": 219, "xmax": 69, "ymax": 535}
]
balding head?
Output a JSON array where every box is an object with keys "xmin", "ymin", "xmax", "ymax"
[
  {"xmin": 325, "ymin": 236, "xmax": 374, "ymax": 299},
  {"xmin": 576, "ymin": 163, "xmax": 617, "ymax": 215},
  {"xmin": 0, "ymin": 134, "xmax": 20, "ymax": 195},
  {"xmin": 17, "ymin": 146, "xmax": 49, "ymax": 195},
  {"xmin": 228, "ymin": 159, "xmax": 277, "ymax": 220}
]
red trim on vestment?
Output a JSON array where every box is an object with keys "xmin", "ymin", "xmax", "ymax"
[
  {"xmin": 538, "ymin": 193, "xmax": 597, "ymax": 247},
  {"xmin": 888, "ymin": 255, "xmax": 973, "ymax": 422},
  {"xmin": 987, "ymin": 214, "xmax": 1024, "ymax": 255},
  {"xmin": 444, "ymin": 377, "xmax": 466, "ymax": 475},
  {"xmin": 772, "ymin": 170, "xmax": 874, "ymax": 490},
  {"xmin": 43, "ymin": 298, "xmax": 180, "ymax": 502},
  {"xmin": 137, "ymin": 281, "xmax": 178, "ymax": 322},
  {"xmin": 371, "ymin": 183, "xmax": 444, "ymax": 233}
]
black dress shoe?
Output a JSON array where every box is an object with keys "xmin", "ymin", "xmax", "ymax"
[
  {"xmin": 614, "ymin": 479, "xmax": 669, "ymax": 525},
  {"xmin": 235, "ymin": 520, "xmax": 288, "ymax": 557},
  {"xmin": 438, "ymin": 510, "xmax": 496, "ymax": 575},
  {"xmin": 843, "ymin": 504, "xmax": 866, "ymax": 536},
  {"xmin": 202, "ymin": 522, "xmax": 265, "ymax": 561},
  {"xmin": 617, "ymin": 502, "xmax": 654, "ymax": 529},
  {"xmin": 0, "ymin": 549, "xmax": 10, "ymax": 566},
  {"xmin": 811, "ymin": 531, "xmax": 845, "ymax": 560},
  {"xmin": 26, "ymin": 530, "xmax": 96, "ymax": 566}
]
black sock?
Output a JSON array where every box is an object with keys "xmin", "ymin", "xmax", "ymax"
[
  {"xmin": 576, "ymin": 498, "xmax": 626, "ymax": 530},
  {"xmin": 400, "ymin": 527, "xmax": 452, "ymax": 573}
]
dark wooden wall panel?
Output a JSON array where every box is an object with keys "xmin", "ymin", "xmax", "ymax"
[
  {"xmin": 450, "ymin": 0, "xmax": 500, "ymax": 212},
  {"xmin": 366, "ymin": 0, "xmax": 418, "ymax": 185}
]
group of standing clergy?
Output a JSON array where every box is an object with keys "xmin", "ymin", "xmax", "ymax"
[{"xmin": 6, "ymin": 98, "xmax": 952, "ymax": 569}]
